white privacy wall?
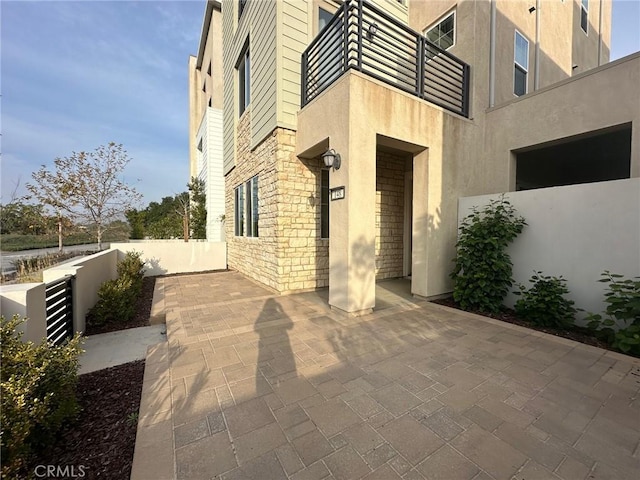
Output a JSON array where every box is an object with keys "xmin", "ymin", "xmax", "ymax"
[
  {"xmin": 459, "ymin": 178, "xmax": 640, "ymax": 321},
  {"xmin": 111, "ymin": 240, "xmax": 227, "ymax": 276}
]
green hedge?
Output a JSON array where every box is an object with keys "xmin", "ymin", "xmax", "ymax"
[
  {"xmin": 88, "ymin": 251, "xmax": 145, "ymax": 327},
  {"xmin": 0, "ymin": 315, "xmax": 83, "ymax": 478}
]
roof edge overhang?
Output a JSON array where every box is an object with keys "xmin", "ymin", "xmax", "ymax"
[{"xmin": 196, "ymin": 0, "xmax": 221, "ymax": 70}]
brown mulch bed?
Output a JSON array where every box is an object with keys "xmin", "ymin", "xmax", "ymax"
[
  {"xmin": 26, "ymin": 360, "xmax": 146, "ymax": 480},
  {"xmin": 432, "ymin": 297, "xmax": 613, "ymax": 351},
  {"xmin": 84, "ymin": 276, "xmax": 156, "ymax": 335},
  {"xmin": 23, "ymin": 277, "xmax": 157, "ymax": 479}
]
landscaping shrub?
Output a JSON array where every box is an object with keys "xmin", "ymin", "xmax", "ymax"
[
  {"xmin": 586, "ymin": 272, "xmax": 640, "ymax": 355},
  {"xmin": 116, "ymin": 250, "xmax": 145, "ymax": 291},
  {"xmin": 451, "ymin": 196, "xmax": 526, "ymax": 313},
  {"xmin": 88, "ymin": 251, "xmax": 145, "ymax": 327},
  {"xmin": 0, "ymin": 315, "xmax": 82, "ymax": 478},
  {"xmin": 514, "ymin": 272, "xmax": 577, "ymax": 329}
]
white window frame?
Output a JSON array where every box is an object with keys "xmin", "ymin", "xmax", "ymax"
[
  {"xmin": 424, "ymin": 9, "xmax": 456, "ymax": 51},
  {"xmin": 514, "ymin": 30, "xmax": 529, "ymax": 97},
  {"xmin": 245, "ymin": 176, "xmax": 259, "ymax": 237},
  {"xmin": 234, "ymin": 185, "xmax": 244, "ymax": 236},
  {"xmin": 580, "ymin": 0, "xmax": 589, "ymax": 34}
]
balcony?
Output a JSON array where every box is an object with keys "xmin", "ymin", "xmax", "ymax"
[{"xmin": 301, "ymin": 0, "xmax": 471, "ymax": 118}]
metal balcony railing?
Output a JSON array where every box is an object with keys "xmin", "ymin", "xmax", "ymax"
[{"xmin": 301, "ymin": 0, "xmax": 470, "ymax": 118}]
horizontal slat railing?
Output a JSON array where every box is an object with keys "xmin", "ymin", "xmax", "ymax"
[
  {"xmin": 45, "ymin": 275, "xmax": 74, "ymax": 346},
  {"xmin": 301, "ymin": 0, "xmax": 470, "ymax": 118}
]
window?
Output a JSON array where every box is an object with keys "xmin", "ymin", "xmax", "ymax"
[
  {"xmin": 320, "ymin": 170, "xmax": 329, "ymax": 238},
  {"xmin": 238, "ymin": 45, "xmax": 250, "ymax": 116},
  {"xmin": 514, "ymin": 31, "xmax": 529, "ymax": 96},
  {"xmin": 581, "ymin": 0, "xmax": 588, "ymax": 34},
  {"xmin": 234, "ymin": 185, "xmax": 244, "ymax": 236},
  {"xmin": 245, "ymin": 176, "xmax": 259, "ymax": 237},
  {"xmin": 425, "ymin": 11, "xmax": 455, "ymax": 50},
  {"xmin": 239, "ymin": 0, "xmax": 247, "ymax": 20},
  {"xmin": 318, "ymin": 7, "xmax": 333, "ymax": 34}
]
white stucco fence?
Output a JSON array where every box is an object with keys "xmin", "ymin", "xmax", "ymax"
[
  {"xmin": 1, "ymin": 241, "xmax": 227, "ymax": 342},
  {"xmin": 458, "ymin": 178, "xmax": 640, "ymax": 322},
  {"xmin": 110, "ymin": 240, "xmax": 227, "ymax": 276}
]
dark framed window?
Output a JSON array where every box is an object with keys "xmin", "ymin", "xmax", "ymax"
[
  {"xmin": 320, "ymin": 170, "xmax": 329, "ymax": 239},
  {"xmin": 581, "ymin": 0, "xmax": 588, "ymax": 34},
  {"xmin": 245, "ymin": 176, "xmax": 259, "ymax": 237},
  {"xmin": 238, "ymin": 45, "xmax": 250, "ymax": 116},
  {"xmin": 425, "ymin": 11, "xmax": 455, "ymax": 50},
  {"xmin": 234, "ymin": 185, "xmax": 244, "ymax": 236},
  {"xmin": 239, "ymin": 0, "xmax": 247, "ymax": 20},
  {"xmin": 318, "ymin": 7, "xmax": 333, "ymax": 34},
  {"xmin": 514, "ymin": 31, "xmax": 528, "ymax": 96}
]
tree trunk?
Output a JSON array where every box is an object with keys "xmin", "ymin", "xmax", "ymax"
[
  {"xmin": 183, "ymin": 214, "xmax": 189, "ymax": 242},
  {"xmin": 58, "ymin": 218, "xmax": 63, "ymax": 253},
  {"xmin": 97, "ymin": 227, "xmax": 102, "ymax": 251}
]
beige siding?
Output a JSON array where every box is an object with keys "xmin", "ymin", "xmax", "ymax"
[
  {"xmin": 251, "ymin": 0, "xmax": 278, "ymax": 147},
  {"xmin": 222, "ymin": 0, "xmax": 235, "ymax": 174},
  {"xmin": 223, "ymin": 0, "xmax": 278, "ymax": 175},
  {"xmin": 280, "ymin": 0, "xmax": 310, "ymax": 129}
]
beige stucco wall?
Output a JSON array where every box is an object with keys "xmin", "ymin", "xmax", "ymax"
[
  {"xmin": 297, "ymin": 71, "xmax": 486, "ymax": 311},
  {"xmin": 484, "ymin": 53, "xmax": 640, "ymax": 189},
  {"xmin": 408, "ymin": 0, "xmax": 611, "ymax": 110},
  {"xmin": 189, "ymin": 2, "xmax": 223, "ymax": 178},
  {"xmin": 460, "ymin": 178, "xmax": 640, "ymax": 324}
]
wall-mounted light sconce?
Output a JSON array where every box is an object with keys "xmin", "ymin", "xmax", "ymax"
[
  {"xmin": 367, "ymin": 23, "xmax": 378, "ymax": 41},
  {"xmin": 528, "ymin": 6, "xmax": 536, "ymax": 13},
  {"xmin": 321, "ymin": 148, "xmax": 341, "ymax": 171}
]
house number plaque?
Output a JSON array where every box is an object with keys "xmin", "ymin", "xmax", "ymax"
[{"xmin": 330, "ymin": 186, "xmax": 345, "ymax": 201}]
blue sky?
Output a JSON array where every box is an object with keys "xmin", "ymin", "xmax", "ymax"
[{"xmin": 1, "ymin": 0, "xmax": 639, "ymax": 206}]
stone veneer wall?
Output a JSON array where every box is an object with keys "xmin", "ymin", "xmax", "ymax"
[
  {"xmin": 225, "ymin": 108, "xmax": 279, "ymax": 290},
  {"xmin": 226, "ymin": 108, "xmax": 329, "ymax": 292},
  {"xmin": 375, "ymin": 151, "xmax": 406, "ymax": 279}
]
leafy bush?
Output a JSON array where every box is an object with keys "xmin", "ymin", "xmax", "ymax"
[
  {"xmin": 88, "ymin": 251, "xmax": 145, "ymax": 327},
  {"xmin": 451, "ymin": 196, "xmax": 526, "ymax": 313},
  {"xmin": 1, "ymin": 315, "xmax": 83, "ymax": 478},
  {"xmin": 514, "ymin": 272, "xmax": 577, "ymax": 329},
  {"xmin": 88, "ymin": 277, "xmax": 136, "ymax": 326},
  {"xmin": 586, "ymin": 272, "xmax": 640, "ymax": 355},
  {"xmin": 117, "ymin": 251, "xmax": 145, "ymax": 290}
]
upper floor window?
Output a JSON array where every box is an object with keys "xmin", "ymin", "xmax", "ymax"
[
  {"xmin": 514, "ymin": 31, "xmax": 529, "ymax": 96},
  {"xmin": 318, "ymin": 7, "xmax": 333, "ymax": 34},
  {"xmin": 425, "ymin": 11, "xmax": 455, "ymax": 50},
  {"xmin": 239, "ymin": 0, "xmax": 247, "ymax": 20},
  {"xmin": 237, "ymin": 44, "xmax": 250, "ymax": 116},
  {"xmin": 581, "ymin": 0, "xmax": 588, "ymax": 34}
]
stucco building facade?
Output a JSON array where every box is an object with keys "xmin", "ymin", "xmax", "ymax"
[{"xmin": 189, "ymin": 0, "xmax": 639, "ymax": 315}]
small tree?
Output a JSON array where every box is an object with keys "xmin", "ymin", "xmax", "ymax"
[
  {"xmin": 27, "ymin": 143, "xmax": 142, "ymax": 250},
  {"xmin": 188, "ymin": 177, "xmax": 207, "ymax": 239},
  {"xmin": 451, "ymin": 196, "xmax": 526, "ymax": 313},
  {"xmin": 125, "ymin": 209, "xmax": 146, "ymax": 239}
]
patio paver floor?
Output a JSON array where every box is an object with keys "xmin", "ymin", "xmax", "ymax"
[{"xmin": 131, "ymin": 271, "xmax": 640, "ymax": 480}]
